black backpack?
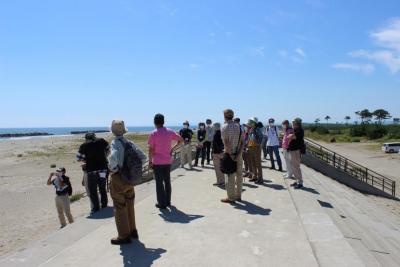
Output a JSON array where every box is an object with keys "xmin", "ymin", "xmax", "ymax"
[{"xmin": 118, "ymin": 139, "xmax": 143, "ymax": 185}]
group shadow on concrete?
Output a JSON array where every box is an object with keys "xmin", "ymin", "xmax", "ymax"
[
  {"xmin": 120, "ymin": 241, "xmax": 167, "ymax": 267},
  {"xmin": 159, "ymin": 206, "xmax": 204, "ymax": 224}
]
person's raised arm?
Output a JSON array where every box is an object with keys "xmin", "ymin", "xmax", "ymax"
[{"xmin": 47, "ymin": 173, "xmax": 54, "ymax": 186}]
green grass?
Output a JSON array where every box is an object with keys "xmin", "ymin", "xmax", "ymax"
[{"xmin": 70, "ymin": 192, "xmax": 85, "ymax": 203}]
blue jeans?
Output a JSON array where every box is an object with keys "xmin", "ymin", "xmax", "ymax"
[{"xmin": 267, "ymin": 146, "xmax": 282, "ymax": 170}]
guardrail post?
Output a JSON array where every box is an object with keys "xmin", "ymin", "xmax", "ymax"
[
  {"xmin": 393, "ymin": 181, "xmax": 396, "ymax": 197},
  {"xmin": 333, "ymin": 153, "xmax": 336, "ymax": 168}
]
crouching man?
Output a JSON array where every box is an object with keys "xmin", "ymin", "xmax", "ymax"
[{"xmin": 108, "ymin": 120, "xmax": 147, "ymax": 245}]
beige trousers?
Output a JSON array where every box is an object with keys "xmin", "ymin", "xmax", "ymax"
[
  {"xmin": 226, "ymin": 156, "xmax": 243, "ymax": 200},
  {"xmin": 180, "ymin": 144, "xmax": 192, "ymax": 167},
  {"xmin": 212, "ymin": 153, "xmax": 225, "ymax": 184},
  {"xmin": 248, "ymin": 145, "xmax": 263, "ymax": 179},
  {"xmin": 55, "ymin": 195, "xmax": 74, "ymax": 227},
  {"xmin": 110, "ymin": 173, "xmax": 136, "ymax": 239},
  {"xmin": 289, "ymin": 150, "xmax": 303, "ymax": 184}
]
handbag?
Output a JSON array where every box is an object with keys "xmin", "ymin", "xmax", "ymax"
[{"xmin": 220, "ymin": 128, "xmax": 242, "ymax": 174}]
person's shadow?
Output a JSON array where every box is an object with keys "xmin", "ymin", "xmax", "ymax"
[
  {"xmin": 232, "ymin": 200, "xmax": 272, "ymax": 216},
  {"xmin": 159, "ymin": 206, "xmax": 204, "ymax": 224},
  {"xmin": 120, "ymin": 241, "xmax": 166, "ymax": 267},
  {"xmin": 87, "ymin": 207, "xmax": 114, "ymax": 219}
]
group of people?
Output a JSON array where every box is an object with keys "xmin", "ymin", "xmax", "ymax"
[{"xmin": 47, "ymin": 109, "xmax": 305, "ymax": 245}]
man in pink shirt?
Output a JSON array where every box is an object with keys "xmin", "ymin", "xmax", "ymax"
[{"xmin": 148, "ymin": 114, "xmax": 183, "ymax": 209}]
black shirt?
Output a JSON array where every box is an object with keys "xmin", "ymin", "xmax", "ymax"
[
  {"xmin": 197, "ymin": 129, "xmax": 206, "ymax": 143},
  {"xmin": 288, "ymin": 128, "xmax": 304, "ymax": 151},
  {"xmin": 78, "ymin": 138, "xmax": 110, "ymax": 172},
  {"xmin": 212, "ymin": 130, "xmax": 224, "ymax": 154},
  {"xmin": 179, "ymin": 128, "xmax": 193, "ymax": 143}
]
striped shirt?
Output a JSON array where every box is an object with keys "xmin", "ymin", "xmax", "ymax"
[{"xmin": 222, "ymin": 121, "xmax": 242, "ymax": 154}]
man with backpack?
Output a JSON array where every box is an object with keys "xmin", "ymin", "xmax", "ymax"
[
  {"xmin": 221, "ymin": 109, "xmax": 243, "ymax": 203},
  {"xmin": 77, "ymin": 133, "xmax": 110, "ymax": 214},
  {"xmin": 47, "ymin": 167, "xmax": 74, "ymax": 228},
  {"xmin": 266, "ymin": 118, "xmax": 283, "ymax": 172},
  {"xmin": 108, "ymin": 120, "xmax": 146, "ymax": 245}
]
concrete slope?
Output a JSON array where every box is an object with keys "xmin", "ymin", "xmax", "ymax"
[{"xmin": 1, "ymin": 165, "xmax": 319, "ymax": 267}]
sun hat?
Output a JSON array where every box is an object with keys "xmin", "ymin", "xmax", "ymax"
[
  {"xmin": 56, "ymin": 167, "xmax": 66, "ymax": 173},
  {"xmin": 293, "ymin": 117, "xmax": 302, "ymax": 125},
  {"xmin": 247, "ymin": 117, "xmax": 257, "ymax": 127},
  {"xmin": 269, "ymin": 118, "xmax": 275, "ymax": 123},
  {"xmin": 111, "ymin": 120, "xmax": 128, "ymax": 136}
]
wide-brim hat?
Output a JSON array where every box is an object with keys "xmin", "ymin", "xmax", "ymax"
[{"xmin": 111, "ymin": 120, "xmax": 128, "ymax": 136}]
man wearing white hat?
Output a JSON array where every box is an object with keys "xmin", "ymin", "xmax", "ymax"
[{"xmin": 108, "ymin": 120, "xmax": 146, "ymax": 245}]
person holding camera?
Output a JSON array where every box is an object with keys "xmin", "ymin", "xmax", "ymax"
[
  {"xmin": 47, "ymin": 167, "xmax": 74, "ymax": 228},
  {"xmin": 221, "ymin": 109, "xmax": 243, "ymax": 203}
]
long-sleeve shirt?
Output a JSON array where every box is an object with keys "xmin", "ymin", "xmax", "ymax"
[
  {"xmin": 108, "ymin": 136, "xmax": 147, "ymax": 173},
  {"xmin": 205, "ymin": 126, "xmax": 214, "ymax": 142}
]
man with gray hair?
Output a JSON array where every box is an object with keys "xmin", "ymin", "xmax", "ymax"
[
  {"xmin": 108, "ymin": 120, "xmax": 146, "ymax": 245},
  {"xmin": 221, "ymin": 109, "xmax": 243, "ymax": 203}
]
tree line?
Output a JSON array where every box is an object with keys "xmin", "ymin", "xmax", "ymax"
[{"xmin": 314, "ymin": 109, "xmax": 399, "ymax": 125}]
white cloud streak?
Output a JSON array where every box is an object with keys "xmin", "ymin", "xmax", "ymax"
[{"xmin": 332, "ymin": 63, "xmax": 375, "ymax": 74}]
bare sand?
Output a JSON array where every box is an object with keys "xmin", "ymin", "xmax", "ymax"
[{"xmin": 0, "ymin": 134, "xmax": 148, "ymax": 257}]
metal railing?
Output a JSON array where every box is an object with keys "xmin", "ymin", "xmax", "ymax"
[{"xmin": 304, "ymin": 138, "xmax": 396, "ymax": 197}]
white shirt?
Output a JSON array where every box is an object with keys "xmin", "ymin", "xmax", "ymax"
[{"xmin": 267, "ymin": 126, "xmax": 280, "ymax": 147}]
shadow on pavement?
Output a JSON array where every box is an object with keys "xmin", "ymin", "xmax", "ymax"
[
  {"xmin": 242, "ymin": 183, "xmax": 258, "ymax": 189},
  {"xmin": 258, "ymin": 183, "xmax": 287, "ymax": 191},
  {"xmin": 120, "ymin": 241, "xmax": 167, "ymax": 267},
  {"xmin": 232, "ymin": 201, "xmax": 272, "ymax": 216},
  {"xmin": 87, "ymin": 207, "xmax": 114, "ymax": 220},
  {"xmin": 159, "ymin": 206, "xmax": 204, "ymax": 224},
  {"xmin": 299, "ymin": 186, "xmax": 320, "ymax": 195}
]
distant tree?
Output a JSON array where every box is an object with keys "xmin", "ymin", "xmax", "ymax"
[
  {"xmin": 359, "ymin": 109, "xmax": 373, "ymax": 123},
  {"xmin": 373, "ymin": 109, "xmax": 391, "ymax": 124},
  {"xmin": 314, "ymin": 118, "xmax": 320, "ymax": 125},
  {"xmin": 325, "ymin": 115, "xmax": 331, "ymax": 125},
  {"xmin": 344, "ymin": 116, "xmax": 351, "ymax": 125},
  {"xmin": 394, "ymin": 118, "xmax": 400, "ymax": 125},
  {"xmin": 355, "ymin": 111, "xmax": 361, "ymax": 122}
]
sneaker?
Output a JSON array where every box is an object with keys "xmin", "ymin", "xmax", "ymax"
[
  {"xmin": 278, "ymin": 167, "xmax": 283, "ymax": 172},
  {"xmin": 290, "ymin": 182, "xmax": 298, "ymax": 187},
  {"xmin": 255, "ymin": 179, "xmax": 263, "ymax": 184},
  {"xmin": 270, "ymin": 167, "xmax": 276, "ymax": 170},
  {"xmin": 283, "ymin": 173, "xmax": 289, "ymax": 178},
  {"xmin": 294, "ymin": 184, "xmax": 304, "ymax": 189},
  {"xmin": 180, "ymin": 165, "xmax": 184, "ymax": 168},
  {"xmin": 131, "ymin": 230, "xmax": 139, "ymax": 240},
  {"xmin": 111, "ymin": 237, "xmax": 132, "ymax": 245}
]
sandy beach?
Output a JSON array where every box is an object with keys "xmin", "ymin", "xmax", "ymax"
[{"xmin": 0, "ymin": 134, "xmax": 149, "ymax": 257}]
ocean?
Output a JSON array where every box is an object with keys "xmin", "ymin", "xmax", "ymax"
[{"xmin": 0, "ymin": 126, "xmax": 181, "ymax": 140}]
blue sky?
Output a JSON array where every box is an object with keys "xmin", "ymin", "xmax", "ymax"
[{"xmin": 1, "ymin": 0, "xmax": 400, "ymax": 127}]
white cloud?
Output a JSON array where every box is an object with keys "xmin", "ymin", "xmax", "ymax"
[
  {"xmin": 371, "ymin": 18, "xmax": 400, "ymax": 51},
  {"xmin": 332, "ymin": 63, "xmax": 375, "ymax": 74},
  {"xmin": 295, "ymin": 48, "xmax": 306, "ymax": 58},
  {"xmin": 350, "ymin": 49, "xmax": 400, "ymax": 74},
  {"xmin": 342, "ymin": 18, "xmax": 400, "ymax": 74}
]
